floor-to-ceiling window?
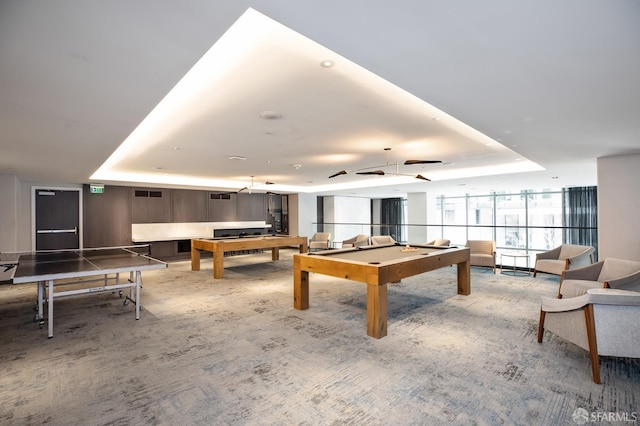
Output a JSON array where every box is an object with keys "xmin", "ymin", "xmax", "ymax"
[
  {"xmin": 431, "ymin": 187, "xmax": 597, "ymax": 265},
  {"xmin": 318, "ymin": 187, "xmax": 597, "ymax": 267}
]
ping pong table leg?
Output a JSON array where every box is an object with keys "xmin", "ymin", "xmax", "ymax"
[
  {"xmin": 48, "ymin": 279, "xmax": 54, "ymax": 338},
  {"xmin": 135, "ymin": 270, "xmax": 141, "ymax": 320},
  {"xmin": 36, "ymin": 281, "xmax": 44, "ymax": 323}
]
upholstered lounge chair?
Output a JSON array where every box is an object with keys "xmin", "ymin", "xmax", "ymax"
[
  {"xmin": 309, "ymin": 232, "xmax": 331, "ymax": 251},
  {"xmin": 426, "ymin": 239, "xmax": 450, "ymax": 247},
  {"xmin": 537, "ymin": 288, "xmax": 640, "ymax": 383},
  {"xmin": 533, "ymin": 244, "xmax": 595, "ymax": 277},
  {"xmin": 465, "ymin": 240, "xmax": 496, "ymax": 273},
  {"xmin": 371, "ymin": 235, "xmax": 396, "ymax": 245},
  {"xmin": 557, "ymin": 257, "xmax": 640, "ymax": 298},
  {"xmin": 342, "ymin": 234, "xmax": 370, "ymax": 248}
]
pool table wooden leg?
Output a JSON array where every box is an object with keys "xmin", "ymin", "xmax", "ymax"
[
  {"xmin": 190, "ymin": 245, "xmax": 201, "ymax": 271},
  {"xmin": 457, "ymin": 260, "xmax": 471, "ymax": 295},
  {"xmin": 367, "ymin": 283, "xmax": 388, "ymax": 339},
  {"xmin": 213, "ymin": 250, "xmax": 224, "ymax": 279},
  {"xmin": 294, "ymin": 269, "xmax": 309, "ymax": 310}
]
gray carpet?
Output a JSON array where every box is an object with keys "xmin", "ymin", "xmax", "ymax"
[{"xmin": 1, "ymin": 249, "xmax": 638, "ymax": 425}]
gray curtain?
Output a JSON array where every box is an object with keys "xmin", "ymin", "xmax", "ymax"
[
  {"xmin": 563, "ymin": 186, "xmax": 598, "ymax": 260},
  {"xmin": 380, "ymin": 198, "xmax": 404, "ymax": 242}
]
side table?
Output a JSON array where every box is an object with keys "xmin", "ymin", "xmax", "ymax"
[{"xmin": 500, "ymin": 253, "xmax": 531, "ymax": 276}]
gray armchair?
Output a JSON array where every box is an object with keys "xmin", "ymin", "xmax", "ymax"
[
  {"xmin": 538, "ymin": 288, "xmax": 640, "ymax": 383},
  {"xmin": 557, "ymin": 257, "xmax": 640, "ymax": 298},
  {"xmin": 465, "ymin": 240, "xmax": 496, "ymax": 273},
  {"xmin": 342, "ymin": 234, "xmax": 370, "ymax": 248},
  {"xmin": 309, "ymin": 232, "xmax": 331, "ymax": 251},
  {"xmin": 533, "ymin": 244, "xmax": 595, "ymax": 277}
]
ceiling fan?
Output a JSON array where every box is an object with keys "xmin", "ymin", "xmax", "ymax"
[{"xmin": 328, "ymin": 148, "xmax": 442, "ymax": 181}]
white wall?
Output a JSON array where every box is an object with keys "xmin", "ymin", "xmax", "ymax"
[
  {"xmin": 0, "ymin": 177, "xmax": 84, "ymax": 251},
  {"xmin": 288, "ymin": 193, "xmax": 317, "ymax": 240},
  {"xmin": 323, "ymin": 196, "xmax": 370, "ymax": 244},
  {"xmin": 406, "ymin": 192, "xmax": 428, "ymax": 244},
  {"xmin": 597, "ymin": 153, "xmax": 640, "ymax": 261},
  {"xmin": 0, "ymin": 174, "xmax": 19, "ymax": 251}
]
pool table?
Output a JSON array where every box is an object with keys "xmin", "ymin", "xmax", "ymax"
[
  {"xmin": 293, "ymin": 244, "xmax": 470, "ymax": 338},
  {"xmin": 192, "ymin": 235, "xmax": 308, "ymax": 279}
]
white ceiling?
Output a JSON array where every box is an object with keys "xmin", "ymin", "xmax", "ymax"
[{"xmin": 1, "ymin": 1, "xmax": 639, "ymax": 197}]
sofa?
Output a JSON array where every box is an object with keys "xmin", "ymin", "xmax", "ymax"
[
  {"xmin": 533, "ymin": 244, "xmax": 595, "ymax": 277},
  {"xmin": 557, "ymin": 257, "xmax": 640, "ymax": 298},
  {"xmin": 465, "ymin": 240, "xmax": 496, "ymax": 273}
]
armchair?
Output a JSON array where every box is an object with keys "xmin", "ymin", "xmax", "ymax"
[
  {"xmin": 465, "ymin": 240, "xmax": 496, "ymax": 273},
  {"xmin": 371, "ymin": 235, "xmax": 396, "ymax": 246},
  {"xmin": 537, "ymin": 288, "xmax": 640, "ymax": 383},
  {"xmin": 342, "ymin": 234, "xmax": 370, "ymax": 248},
  {"xmin": 426, "ymin": 239, "xmax": 450, "ymax": 247},
  {"xmin": 557, "ymin": 257, "xmax": 640, "ymax": 298},
  {"xmin": 533, "ymin": 244, "xmax": 595, "ymax": 277},
  {"xmin": 309, "ymin": 232, "xmax": 331, "ymax": 251}
]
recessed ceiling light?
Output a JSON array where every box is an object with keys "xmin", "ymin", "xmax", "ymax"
[
  {"xmin": 320, "ymin": 60, "xmax": 334, "ymax": 68},
  {"xmin": 433, "ymin": 116, "xmax": 442, "ymax": 121},
  {"xmin": 259, "ymin": 110, "xmax": 281, "ymax": 119},
  {"xmin": 292, "ymin": 164, "xmax": 302, "ymax": 170},
  {"xmin": 228, "ymin": 155, "xmax": 247, "ymax": 161},
  {"xmin": 171, "ymin": 147, "xmax": 180, "ymax": 151}
]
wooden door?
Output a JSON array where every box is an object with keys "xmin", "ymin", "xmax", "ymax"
[{"xmin": 35, "ymin": 189, "xmax": 80, "ymax": 250}]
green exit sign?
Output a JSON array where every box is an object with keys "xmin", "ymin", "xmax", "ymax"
[{"xmin": 90, "ymin": 184, "xmax": 104, "ymax": 194}]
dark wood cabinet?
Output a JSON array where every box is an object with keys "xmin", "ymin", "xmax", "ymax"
[
  {"xmin": 81, "ymin": 185, "xmax": 278, "ymax": 257},
  {"xmin": 236, "ymin": 193, "xmax": 266, "ymax": 221},
  {"xmin": 82, "ymin": 184, "xmax": 133, "ymax": 248},
  {"xmin": 172, "ymin": 189, "xmax": 208, "ymax": 222},
  {"xmin": 148, "ymin": 241, "xmax": 174, "ymax": 259},
  {"xmin": 208, "ymin": 192, "xmax": 237, "ymax": 221},
  {"xmin": 132, "ymin": 188, "xmax": 172, "ymax": 223}
]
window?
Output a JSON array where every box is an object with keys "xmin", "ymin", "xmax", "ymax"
[{"xmin": 427, "ymin": 187, "xmax": 596, "ymax": 260}]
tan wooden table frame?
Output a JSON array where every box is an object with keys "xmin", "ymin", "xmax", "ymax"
[
  {"xmin": 293, "ymin": 245, "xmax": 470, "ymax": 339},
  {"xmin": 191, "ymin": 236, "xmax": 308, "ymax": 279}
]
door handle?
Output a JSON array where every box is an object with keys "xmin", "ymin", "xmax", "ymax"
[{"xmin": 37, "ymin": 227, "xmax": 77, "ymax": 235}]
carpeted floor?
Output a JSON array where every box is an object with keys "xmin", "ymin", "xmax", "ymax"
[{"xmin": 0, "ymin": 249, "xmax": 638, "ymax": 425}]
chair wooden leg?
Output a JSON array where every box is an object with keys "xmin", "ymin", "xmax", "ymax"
[
  {"xmin": 537, "ymin": 310, "xmax": 546, "ymax": 343},
  {"xmin": 584, "ymin": 305, "xmax": 601, "ymax": 384}
]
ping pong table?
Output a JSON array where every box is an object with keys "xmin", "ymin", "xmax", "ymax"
[{"xmin": 0, "ymin": 245, "xmax": 167, "ymax": 338}]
